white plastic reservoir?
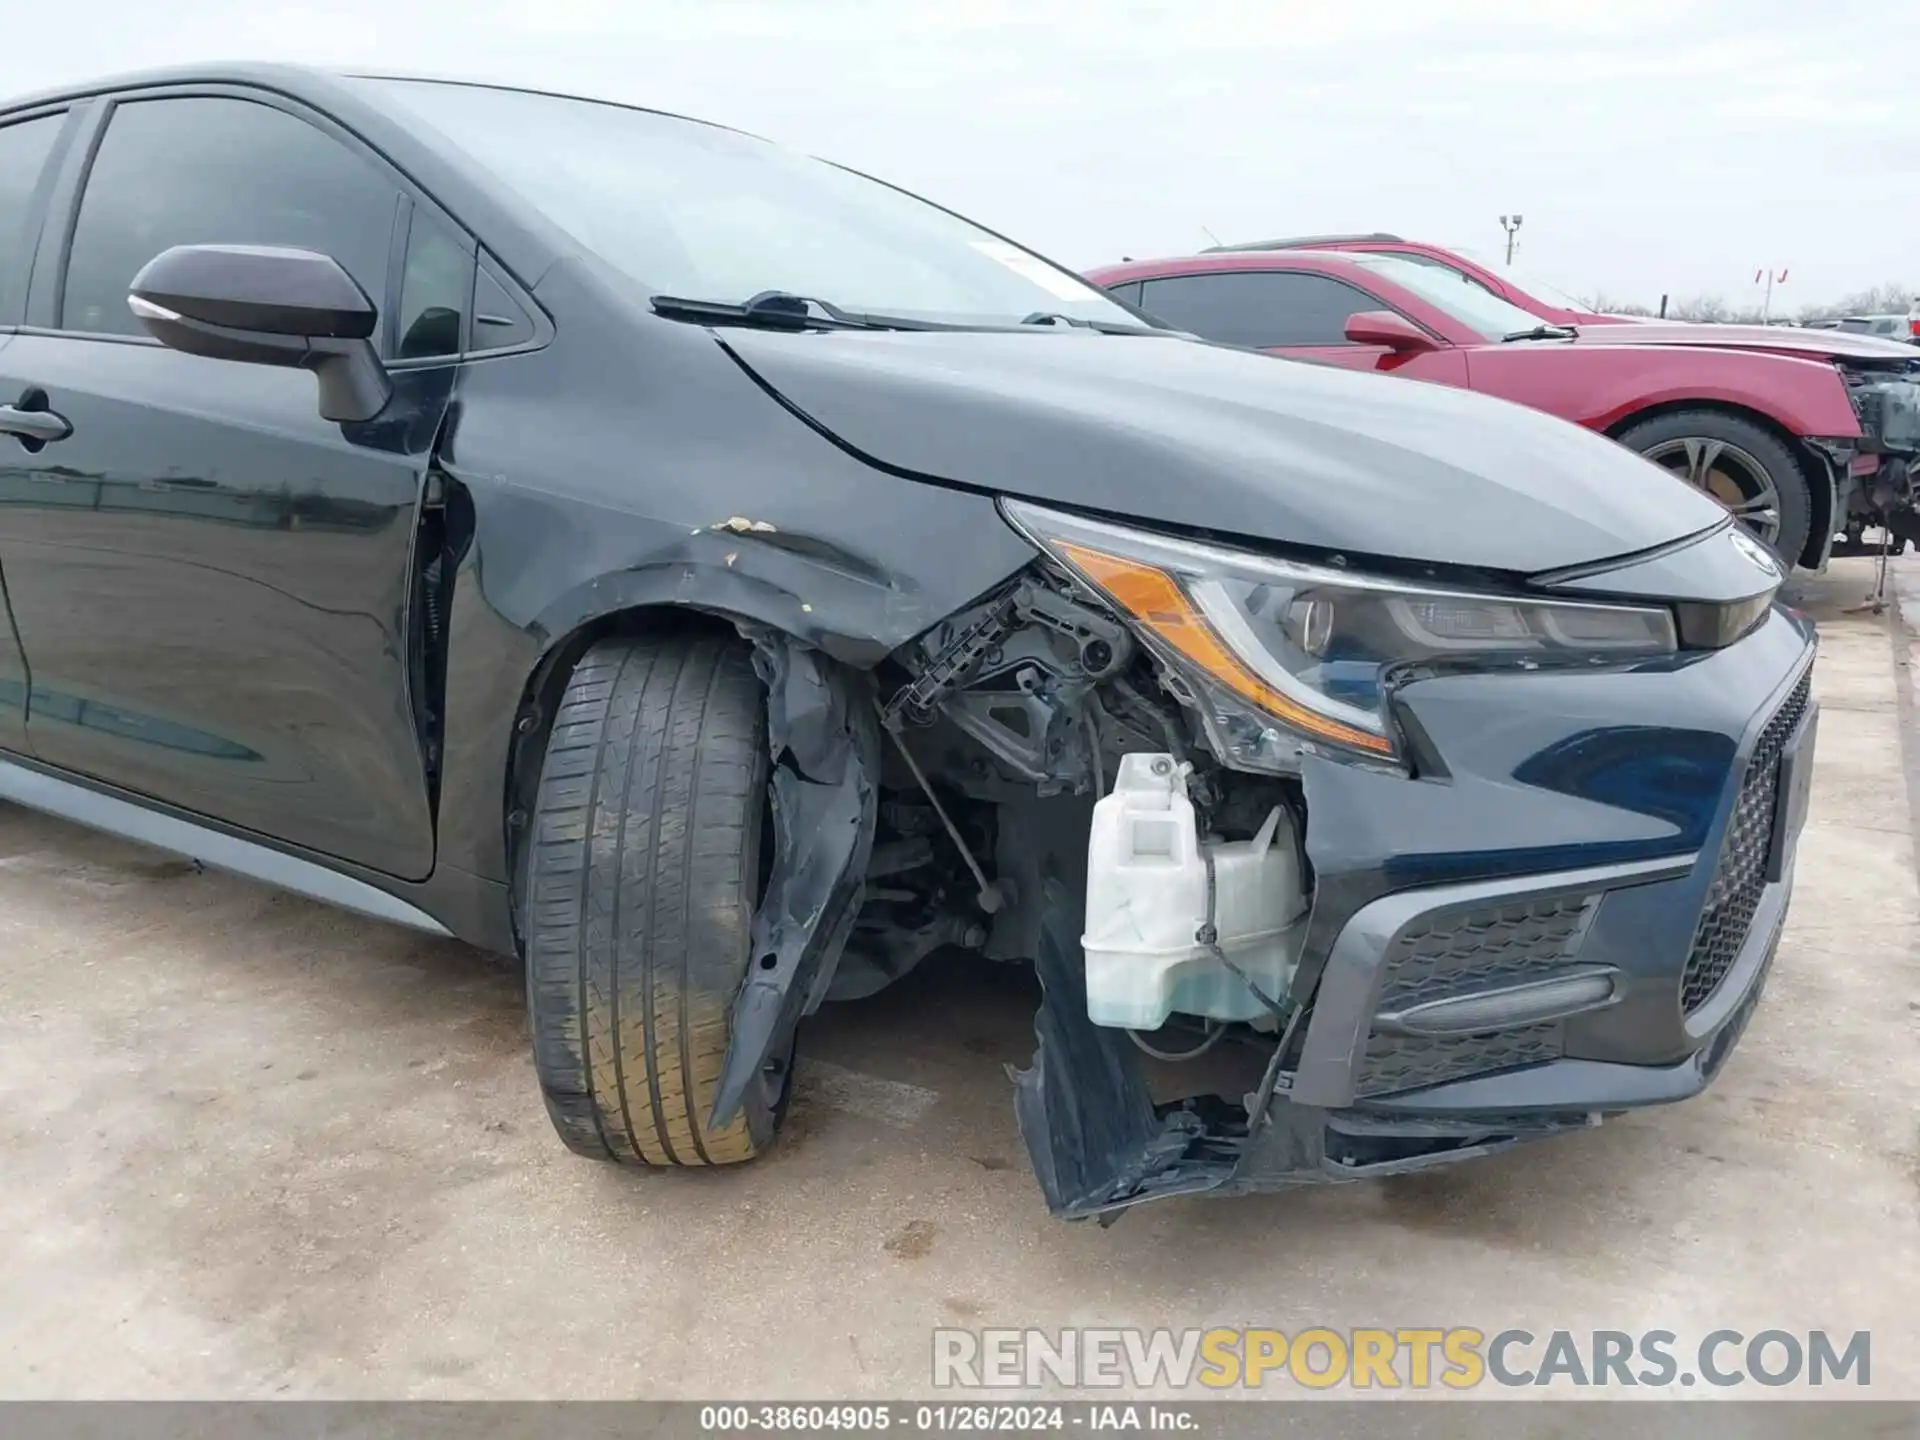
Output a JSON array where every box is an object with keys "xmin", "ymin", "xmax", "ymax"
[{"xmin": 1081, "ymin": 753, "xmax": 1309, "ymax": 1030}]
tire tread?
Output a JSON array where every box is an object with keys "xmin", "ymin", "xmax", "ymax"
[{"xmin": 525, "ymin": 632, "xmax": 772, "ymax": 1167}]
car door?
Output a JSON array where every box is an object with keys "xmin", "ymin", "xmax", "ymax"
[
  {"xmin": 0, "ymin": 89, "xmax": 471, "ymax": 880},
  {"xmin": 0, "ymin": 107, "xmax": 77, "ymax": 754}
]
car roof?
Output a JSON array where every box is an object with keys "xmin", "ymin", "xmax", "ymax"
[
  {"xmin": 0, "ymin": 62, "xmax": 745, "ymax": 140},
  {"xmin": 1, "ymin": 62, "xmax": 349, "ymax": 114},
  {"xmin": 0, "ymin": 62, "xmax": 800, "ymax": 304},
  {"xmin": 1200, "ymin": 232, "xmax": 1404, "ymax": 253},
  {"xmin": 1094, "ymin": 249, "xmax": 1381, "ymax": 281}
]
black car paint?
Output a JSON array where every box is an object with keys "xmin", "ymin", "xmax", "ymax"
[
  {"xmin": 1294, "ymin": 603, "xmax": 1812, "ymax": 1038},
  {"xmin": 719, "ymin": 325, "xmax": 1733, "ymax": 575},
  {"xmin": 433, "ymin": 254, "xmax": 1038, "ymax": 880},
  {"xmin": 1018, "ymin": 608, "xmax": 1814, "ymax": 1216},
  {"xmin": 0, "ymin": 68, "xmax": 1037, "ymax": 946},
  {"xmin": 0, "ymin": 335, "xmax": 450, "ymax": 879},
  {"xmin": 0, "ymin": 66, "xmax": 1814, "ymax": 1209}
]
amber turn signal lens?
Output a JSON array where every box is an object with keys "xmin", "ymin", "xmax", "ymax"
[{"xmin": 1056, "ymin": 541, "xmax": 1395, "ymax": 758}]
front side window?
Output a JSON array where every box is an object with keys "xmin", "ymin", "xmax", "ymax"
[
  {"xmin": 0, "ymin": 113, "xmax": 65, "ymax": 317},
  {"xmin": 62, "ymin": 97, "xmax": 398, "ymax": 339},
  {"xmin": 1136, "ymin": 271, "xmax": 1381, "ymax": 347},
  {"xmin": 354, "ymin": 78, "xmax": 1136, "ymax": 328}
]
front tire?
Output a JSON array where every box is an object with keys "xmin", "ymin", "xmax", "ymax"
[
  {"xmin": 1615, "ymin": 409, "xmax": 1813, "ymax": 567},
  {"xmin": 524, "ymin": 632, "xmax": 784, "ymax": 1167}
]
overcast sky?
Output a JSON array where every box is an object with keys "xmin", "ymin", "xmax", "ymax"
[{"xmin": 9, "ymin": 0, "xmax": 1914, "ymax": 310}]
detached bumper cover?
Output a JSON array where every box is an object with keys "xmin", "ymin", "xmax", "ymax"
[{"xmin": 1014, "ymin": 608, "xmax": 1817, "ymax": 1219}]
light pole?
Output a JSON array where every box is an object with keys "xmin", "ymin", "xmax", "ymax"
[
  {"xmin": 1755, "ymin": 267, "xmax": 1788, "ymax": 324},
  {"xmin": 1499, "ymin": 214, "xmax": 1524, "ymax": 266}
]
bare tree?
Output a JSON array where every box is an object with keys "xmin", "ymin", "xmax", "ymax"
[
  {"xmin": 1668, "ymin": 295, "xmax": 1731, "ymax": 323},
  {"xmin": 1798, "ymin": 281, "xmax": 1917, "ymax": 322},
  {"xmin": 1580, "ymin": 290, "xmax": 1655, "ymax": 317},
  {"xmin": 1577, "ymin": 280, "xmax": 1915, "ymax": 324}
]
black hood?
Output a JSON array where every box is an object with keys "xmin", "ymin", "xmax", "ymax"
[{"xmin": 721, "ymin": 328, "xmax": 1730, "ymax": 575}]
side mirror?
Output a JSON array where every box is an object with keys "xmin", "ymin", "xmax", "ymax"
[
  {"xmin": 1343, "ymin": 309, "xmax": 1438, "ymax": 354},
  {"xmin": 128, "ymin": 245, "xmax": 392, "ymax": 423}
]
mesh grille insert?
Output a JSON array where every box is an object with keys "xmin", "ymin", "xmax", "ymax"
[{"xmin": 1681, "ymin": 672, "xmax": 1810, "ymax": 1014}]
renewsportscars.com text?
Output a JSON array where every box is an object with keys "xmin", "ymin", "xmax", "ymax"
[{"xmin": 932, "ymin": 1327, "xmax": 1871, "ymax": 1391}]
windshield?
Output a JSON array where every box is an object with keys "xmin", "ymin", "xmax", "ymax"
[
  {"xmin": 1501, "ymin": 266, "xmax": 1603, "ymax": 315},
  {"xmin": 1449, "ymin": 253, "xmax": 1596, "ymax": 314},
  {"xmin": 355, "ymin": 79, "xmax": 1134, "ymax": 327},
  {"xmin": 1347, "ymin": 254, "xmax": 1561, "ymax": 340}
]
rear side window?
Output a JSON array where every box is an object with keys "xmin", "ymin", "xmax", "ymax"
[
  {"xmin": 1105, "ymin": 280, "xmax": 1143, "ymax": 306},
  {"xmin": 0, "ymin": 114, "xmax": 66, "ymax": 320},
  {"xmin": 61, "ymin": 97, "xmax": 399, "ymax": 340},
  {"xmin": 471, "ymin": 261, "xmax": 536, "ymax": 352},
  {"xmin": 1137, "ymin": 271, "xmax": 1381, "ymax": 347},
  {"xmin": 394, "ymin": 205, "xmax": 473, "ymax": 360}
]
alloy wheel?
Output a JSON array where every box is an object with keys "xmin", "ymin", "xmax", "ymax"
[{"xmin": 1641, "ymin": 435, "xmax": 1782, "ymax": 548}]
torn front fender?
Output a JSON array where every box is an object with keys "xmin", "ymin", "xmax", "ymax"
[{"xmin": 708, "ymin": 625, "xmax": 881, "ymax": 1130}]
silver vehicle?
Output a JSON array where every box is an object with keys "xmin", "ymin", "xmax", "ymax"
[{"xmin": 1835, "ymin": 311, "xmax": 1920, "ymax": 344}]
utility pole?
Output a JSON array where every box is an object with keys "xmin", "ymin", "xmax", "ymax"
[
  {"xmin": 1756, "ymin": 267, "xmax": 1788, "ymax": 323},
  {"xmin": 1499, "ymin": 214, "xmax": 1524, "ymax": 266}
]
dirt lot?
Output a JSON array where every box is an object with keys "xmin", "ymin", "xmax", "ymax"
[{"xmin": 0, "ymin": 558, "xmax": 1916, "ymax": 1399}]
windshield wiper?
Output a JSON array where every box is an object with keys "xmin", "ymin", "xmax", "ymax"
[
  {"xmin": 1502, "ymin": 322, "xmax": 1579, "ymax": 342},
  {"xmin": 1021, "ymin": 310, "xmax": 1168, "ymax": 336},
  {"xmin": 650, "ymin": 290, "xmax": 955, "ymax": 332},
  {"xmin": 652, "ymin": 290, "xmax": 1167, "ymax": 337}
]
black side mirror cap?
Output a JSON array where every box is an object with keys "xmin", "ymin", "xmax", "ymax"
[{"xmin": 129, "ymin": 244, "xmax": 392, "ymax": 423}]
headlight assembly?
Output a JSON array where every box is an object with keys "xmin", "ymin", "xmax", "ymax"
[
  {"xmin": 1847, "ymin": 374, "xmax": 1920, "ymax": 450},
  {"xmin": 1002, "ymin": 499, "xmax": 1678, "ymax": 771}
]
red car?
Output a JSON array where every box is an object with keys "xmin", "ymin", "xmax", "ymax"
[
  {"xmin": 1199, "ymin": 232, "xmax": 1630, "ymax": 326},
  {"xmin": 1201, "ymin": 232, "xmax": 1920, "ymax": 350},
  {"xmin": 1089, "ymin": 248, "xmax": 1920, "ymax": 570}
]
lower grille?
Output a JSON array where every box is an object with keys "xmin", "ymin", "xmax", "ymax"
[
  {"xmin": 1681, "ymin": 672, "xmax": 1811, "ymax": 1014},
  {"xmin": 1357, "ymin": 1024, "xmax": 1562, "ymax": 1097},
  {"xmin": 1378, "ymin": 893, "xmax": 1596, "ymax": 1009},
  {"xmin": 1354, "ymin": 892, "xmax": 1593, "ymax": 1097}
]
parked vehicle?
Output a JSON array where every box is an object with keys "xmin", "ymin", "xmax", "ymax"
[
  {"xmin": 1207, "ymin": 235, "xmax": 1920, "ymax": 359},
  {"xmin": 1834, "ymin": 313, "xmax": 1920, "ymax": 344},
  {"xmin": 0, "ymin": 67, "xmax": 1816, "ymax": 1218},
  {"xmin": 1091, "ymin": 248, "xmax": 1920, "ymax": 570},
  {"xmin": 1200, "ymin": 233, "xmax": 1637, "ymax": 326}
]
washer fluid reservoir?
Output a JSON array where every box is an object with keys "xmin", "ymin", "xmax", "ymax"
[{"xmin": 1081, "ymin": 753, "xmax": 1309, "ymax": 1030}]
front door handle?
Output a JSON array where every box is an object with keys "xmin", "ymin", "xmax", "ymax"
[{"xmin": 0, "ymin": 404, "xmax": 72, "ymax": 444}]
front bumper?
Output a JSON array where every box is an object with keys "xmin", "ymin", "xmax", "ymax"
[{"xmin": 1014, "ymin": 607, "xmax": 1818, "ymax": 1218}]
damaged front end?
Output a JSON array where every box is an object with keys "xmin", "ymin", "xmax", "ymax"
[
  {"xmin": 1835, "ymin": 361, "xmax": 1920, "ymax": 554},
  {"xmin": 709, "ymin": 626, "xmax": 881, "ymax": 1131},
  {"xmin": 719, "ymin": 498, "xmax": 1814, "ymax": 1221}
]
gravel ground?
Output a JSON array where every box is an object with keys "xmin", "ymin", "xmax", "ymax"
[{"xmin": 0, "ymin": 558, "xmax": 1914, "ymax": 1400}]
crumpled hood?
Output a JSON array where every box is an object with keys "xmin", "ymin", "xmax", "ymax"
[
  {"xmin": 1578, "ymin": 322, "xmax": 1920, "ymax": 365},
  {"xmin": 723, "ymin": 328, "xmax": 1728, "ymax": 574}
]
